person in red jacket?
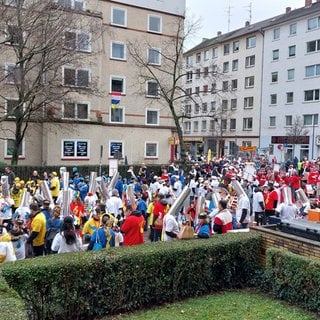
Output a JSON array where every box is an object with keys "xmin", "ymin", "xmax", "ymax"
[{"xmin": 120, "ymin": 205, "xmax": 145, "ymax": 246}]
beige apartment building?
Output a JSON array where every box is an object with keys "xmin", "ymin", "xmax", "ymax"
[{"xmin": 0, "ymin": 0, "xmax": 185, "ymax": 166}]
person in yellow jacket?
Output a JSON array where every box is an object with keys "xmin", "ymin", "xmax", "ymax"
[
  {"xmin": 10, "ymin": 182, "xmax": 23, "ymax": 212},
  {"xmin": 48, "ymin": 172, "xmax": 60, "ymax": 203},
  {"xmin": 26, "ymin": 203, "xmax": 46, "ymax": 257}
]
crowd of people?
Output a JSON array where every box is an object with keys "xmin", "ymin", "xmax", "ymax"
[{"xmin": 0, "ymin": 155, "xmax": 318, "ymax": 264}]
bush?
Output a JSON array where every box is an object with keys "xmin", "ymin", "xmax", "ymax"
[
  {"xmin": 261, "ymin": 248, "xmax": 320, "ymax": 314},
  {"xmin": 0, "ymin": 233, "xmax": 261, "ymax": 319}
]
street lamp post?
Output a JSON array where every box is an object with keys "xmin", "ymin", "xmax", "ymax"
[{"xmin": 312, "ymin": 114, "xmax": 318, "ymax": 160}]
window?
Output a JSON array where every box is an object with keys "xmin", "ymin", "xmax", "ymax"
[
  {"xmin": 285, "ymin": 115, "xmax": 293, "ymax": 126},
  {"xmin": 270, "ymin": 94, "xmax": 277, "ymax": 105},
  {"xmin": 186, "ymin": 88, "xmax": 192, "ymax": 97},
  {"xmin": 111, "ymin": 7, "xmax": 126, "ymax": 26},
  {"xmin": 230, "ymin": 118, "xmax": 236, "ymax": 130},
  {"xmin": 63, "ymin": 102, "xmax": 89, "ymax": 120},
  {"xmin": 306, "ymin": 39, "xmax": 320, "ymax": 53},
  {"xmin": 273, "ymin": 28, "xmax": 280, "ymax": 40},
  {"xmin": 209, "ymin": 119, "xmax": 215, "ymax": 131},
  {"xmin": 195, "ymin": 86, "xmax": 200, "ymax": 95},
  {"xmin": 243, "ymin": 117, "xmax": 253, "ymax": 130},
  {"xmin": 269, "ymin": 116, "xmax": 276, "ymax": 127},
  {"xmin": 186, "ymin": 71, "xmax": 193, "ymax": 83},
  {"xmin": 146, "ymin": 81, "xmax": 159, "ymax": 97},
  {"xmin": 223, "ymin": 44, "xmax": 230, "ymax": 55},
  {"xmin": 193, "ymin": 121, "xmax": 199, "ymax": 132},
  {"xmin": 221, "ymin": 119, "xmax": 227, "ymax": 130},
  {"xmin": 231, "ymin": 98, "xmax": 237, "ymax": 110},
  {"xmin": 246, "ymin": 36, "xmax": 256, "ymax": 48},
  {"xmin": 194, "ymin": 104, "xmax": 200, "ymax": 114},
  {"xmin": 111, "ymin": 41, "xmax": 126, "ymax": 60},
  {"xmin": 64, "ymin": 30, "xmax": 91, "ymax": 52},
  {"xmin": 245, "ymin": 55, "xmax": 255, "ymax": 67},
  {"xmin": 306, "ymin": 64, "xmax": 320, "ymax": 77},
  {"xmin": 272, "ymin": 49, "xmax": 279, "ymax": 60},
  {"xmin": 148, "ymin": 48, "xmax": 161, "ymax": 65},
  {"xmin": 211, "ymin": 82, "xmax": 217, "ymax": 93},
  {"xmin": 5, "ymin": 0, "xmax": 25, "ymax": 6},
  {"xmin": 110, "ymin": 107, "xmax": 123, "ymax": 123},
  {"xmin": 201, "ymin": 120, "xmax": 207, "ymax": 132},
  {"xmin": 222, "ymin": 81, "xmax": 228, "ymax": 91},
  {"xmin": 203, "ymin": 85, "xmax": 208, "ymax": 94},
  {"xmin": 286, "ymin": 92, "xmax": 294, "ymax": 103},
  {"xmin": 233, "ymin": 41, "xmax": 239, "ymax": 52},
  {"xmin": 201, "ymin": 103, "xmax": 207, "ymax": 114},
  {"xmin": 56, "ymin": 0, "xmax": 84, "ymax": 10},
  {"xmin": 222, "ymin": 100, "xmax": 228, "ymax": 111},
  {"xmin": 5, "ymin": 99, "xmax": 22, "ymax": 118},
  {"xmin": 195, "ymin": 69, "xmax": 201, "ymax": 79},
  {"xmin": 210, "ymin": 101, "xmax": 216, "ymax": 112},
  {"xmin": 231, "ymin": 79, "xmax": 238, "ymax": 90},
  {"xmin": 303, "ymin": 114, "xmax": 318, "ymax": 126},
  {"xmin": 288, "ymin": 45, "xmax": 296, "ymax": 57},
  {"xmin": 304, "ymin": 89, "xmax": 320, "ymax": 101},
  {"xmin": 111, "ymin": 75, "xmax": 125, "ymax": 94},
  {"xmin": 223, "ymin": 61, "xmax": 229, "ymax": 73},
  {"xmin": 184, "ymin": 104, "xmax": 191, "ymax": 117},
  {"xmin": 184, "ymin": 121, "xmax": 191, "ymax": 133},
  {"xmin": 212, "ymin": 47, "xmax": 218, "ymax": 58},
  {"xmin": 204, "ymin": 50, "xmax": 209, "ymax": 60},
  {"xmin": 5, "ymin": 63, "xmax": 21, "ymax": 84},
  {"xmin": 5, "ymin": 25, "xmax": 22, "ymax": 45},
  {"xmin": 63, "ymin": 67, "xmax": 90, "ymax": 87},
  {"xmin": 196, "ymin": 53, "xmax": 201, "ymax": 63},
  {"xmin": 287, "ymin": 68, "xmax": 295, "ymax": 80},
  {"xmin": 244, "ymin": 76, "xmax": 254, "ymax": 88},
  {"xmin": 5, "ymin": 139, "xmax": 24, "ymax": 158},
  {"xmin": 244, "ymin": 96, "xmax": 253, "ymax": 109},
  {"xmin": 62, "ymin": 140, "xmax": 89, "ymax": 159},
  {"xmin": 148, "ymin": 15, "xmax": 161, "ymax": 33},
  {"xmin": 212, "ymin": 64, "xmax": 218, "ymax": 73},
  {"xmin": 271, "ymin": 72, "xmax": 278, "ymax": 83},
  {"xmin": 204, "ymin": 67, "xmax": 209, "ymax": 76},
  {"xmin": 308, "ymin": 16, "xmax": 320, "ymax": 31},
  {"xmin": 232, "ymin": 59, "xmax": 238, "ymax": 71},
  {"xmin": 186, "ymin": 56, "xmax": 193, "ymax": 68},
  {"xmin": 289, "ymin": 23, "xmax": 297, "ymax": 35},
  {"xmin": 146, "ymin": 109, "xmax": 159, "ymax": 125}
]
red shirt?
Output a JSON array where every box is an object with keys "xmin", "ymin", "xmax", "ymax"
[
  {"xmin": 153, "ymin": 201, "xmax": 167, "ymax": 230},
  {"xmin": 265, "ymin": 189, "xmax": 278, "ymax": 210},
  {"xmin": 121, "ymin": 214, "xmax": 145, "ymax": 246}
]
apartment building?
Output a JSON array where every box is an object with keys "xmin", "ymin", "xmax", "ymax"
[
  {"xmin": 260, "ymin": 0, "xmax": 320, "ymax": 162},
  {"xmin": 183, "ymin": 0, "xmax": 320, "ymax": 162},
  {"xmin": 0, "ymin": 0, "xmax": 185, "ymax": 166}
]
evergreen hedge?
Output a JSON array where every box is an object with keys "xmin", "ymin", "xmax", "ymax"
[{"xmin": 0, "ymin": 233, "xmax": 261, "ymax": 320}]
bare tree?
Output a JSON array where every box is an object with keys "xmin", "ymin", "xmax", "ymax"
[
  {"xmin": 127, "ymin": 14, "xmax": 236, "ymax": 162},
  {"xmin": 0, "ymin": 0, "xmax": 102, "ymax": 164},
  {"xmin": 286, "ymin": 116, "xmax": 309, "ymax": 158}
]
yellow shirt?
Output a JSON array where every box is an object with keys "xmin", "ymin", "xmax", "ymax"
[{"xmin": 31, "ymin": 212, "xmax": 46, "ymax": 246}]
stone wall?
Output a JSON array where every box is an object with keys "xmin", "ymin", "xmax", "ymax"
[{"xmin": 250, "ymin": 225, "xmax": 320, "ymax": 266}]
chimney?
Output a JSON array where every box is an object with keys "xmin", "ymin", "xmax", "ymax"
[
  {"xmin": 245, "ymin": 21, "xmax": 250, "ymax": 27},
  {"xmin": 305, "ymin": 0, "xmax": 312, "ymax": 7},
  {"xmin": 217, "ymin": 31, "xmax": 222, "ymax": 36},
  {"xmin": 202, "ymin": 38, "xmax": 208, "ymax": 42},
  {"xmin": 286, "ymin": 7, "xmax": 291, "ymax": 13}
]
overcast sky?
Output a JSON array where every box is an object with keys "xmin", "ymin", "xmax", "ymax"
[{"xmin": 185, "ymin": 0, "xmax": 306, "ymax": 49}]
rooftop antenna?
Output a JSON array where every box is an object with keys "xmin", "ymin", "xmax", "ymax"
[
  {"xmin": 244, "ymin": 2, "xmax": 252, "ymax": 24},
  {"xmin": 226, "ymin": 0, "xmax": 233, "ymax": 32}
]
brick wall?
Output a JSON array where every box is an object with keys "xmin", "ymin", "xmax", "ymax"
[{"xmin": 250, "ymin": 225, "xmax": 320, "ymax": 266}]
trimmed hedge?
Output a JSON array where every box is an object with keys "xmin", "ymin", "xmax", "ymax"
[
  {"xmin": 261, "ymin": 248, "xmax": 320, "ymax": 314},
  {"xmin": 0, "ymin": 233, "xmax": 261, "ymax": 320},
  {"xmin": 0, "ymin": 272, "xmax": 27, "ymax": 319}
]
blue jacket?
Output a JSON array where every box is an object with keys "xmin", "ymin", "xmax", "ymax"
[{"xmin": 91, "ymin": 227, "xmax": 115, "ymax": 248}]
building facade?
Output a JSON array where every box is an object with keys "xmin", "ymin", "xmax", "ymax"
[
  {"xmin": 183, "ymin": 0, "xmax": 320, "ymax": 162},
  {"xmin": 0, "ymin": 0, "xmax": 185, "ymax": 166}
]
